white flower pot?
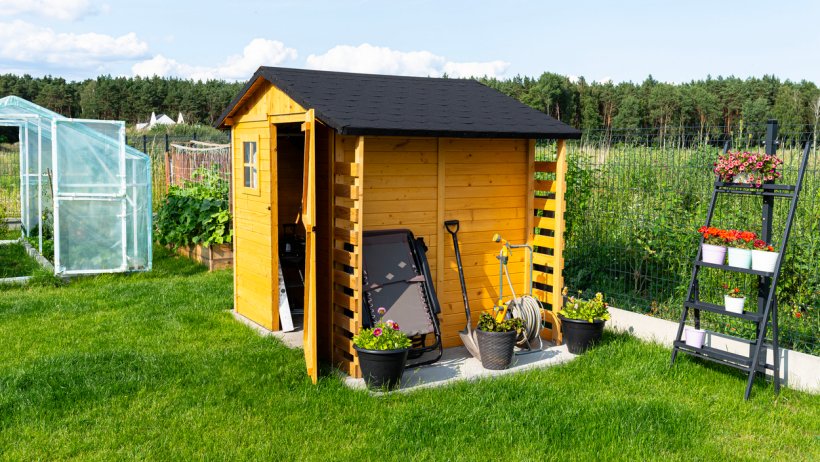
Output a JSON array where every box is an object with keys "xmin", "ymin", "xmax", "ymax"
[
  {"xmin": 751, "ymin": 250, "xmax": 779, "ymax": 272},
  {"xmin": 684, "ymin": 327, "xmax": 706, "ymax": 349},
  {"xmin": 724, "ymin": 295, "xmax": 745, "ymax": 314},
  {"xmin": 701, "ymin": 244, "xmax": 726, "ymax": 265},
  {"xmin": 726, "ymin": 247, "xmax": 752, "ymax": 269}
]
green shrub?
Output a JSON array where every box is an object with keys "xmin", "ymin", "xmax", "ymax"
[
  {"xmin": 477, "ymin": 313, "xmax": 523, "ymax": 333},
  {"xmin": 154, "ymin": 166, "xmax": 232, "ymax": 249}
]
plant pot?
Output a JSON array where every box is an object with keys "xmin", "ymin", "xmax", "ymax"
[
  {"xmin": 559, "ymin": 315, "xmax": 606, "ymax": 354},
  {"xmin": 475, "ymin": 328, "xmax": 517, "ymax": 370},
  {"xmin": 751, "ymin": 250, "xmax": 779, "ymax": 272},
  {"xmin": 684, "ymin": 327, "xmax": 706, "ymax": 349},
  {"xmin": 726, "ymin": 247, "xmax": 752, "ymax": 269},
  {"xmin": 701, "ymin": 243, "xmax": 727, "ymax": 265},
  {"xmin": 724, "ymin": 295, "xmax": 745, "ymax": 314},
  {"xmin": 732, "ymin": 173, "xmax": 754, "ymax": 184},
  {"xmin": 354, "ymin": 345, "xmax": 409, "ymax": 390}
]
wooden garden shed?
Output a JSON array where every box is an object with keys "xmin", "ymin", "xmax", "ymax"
[{"xmin": 216, "ymin": 67, "xmax": 581, "ymax": 382}]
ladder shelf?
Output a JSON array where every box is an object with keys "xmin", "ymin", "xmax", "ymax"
[{"xmin": 670, "ymin": 120, "xmax": 812, "ymax": 400}]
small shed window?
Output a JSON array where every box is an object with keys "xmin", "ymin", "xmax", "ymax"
[{"xmin": 242, "ymin": 141, "xmax": 258, "ymax": 189}]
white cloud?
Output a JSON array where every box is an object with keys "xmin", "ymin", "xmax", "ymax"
[
  {"xmin": 132, "ymin": 38, "xmax": 297, "ymax": 81},
  {"xmin": 0, "ymin": 0, "xmax": 101, "ymax": 21},
  {"xmin": 0, "ymin": 20, "xmax": 147, "ymax": 68},
  {"xmin": 305, "ymin": 43, "xmax": 509, "ymax": 78}
]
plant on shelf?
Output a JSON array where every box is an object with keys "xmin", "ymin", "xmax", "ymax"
[
  {"xmin": 558, "ymin": 289, "xmax": 610, "ymax": 354},
  {"xmin": 475, "ymin": 313, "xmax": 523, "ymax": 370},
  {"xmin": 713, "ymin": 151, "xmax": 783, "ymax": 187},
  {"xmin": 751, "ymin": 239, "xmax": 779, "ymax": 272},
  {"xmin": 353, "ymin": 307, "xmax": 412, "ymax": 390},
  {"xmin": 722, "ymin": 283, "xmax": 745, "ymax": 314},
  {"xmin": 698, "ymin": 226, "xmax": 730, "ymax": 265},
  {"xmin": 726, "ymin": 229, "xmax": 756, "ymax": 269},
  {"xmin": 155, "ymin": 166, "xmax": 233, "ymax": 250}
]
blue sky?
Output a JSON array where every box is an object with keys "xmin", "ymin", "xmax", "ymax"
[{"xmin": 1, "ymin": 0, "xmax": 818, "ymax": 83}]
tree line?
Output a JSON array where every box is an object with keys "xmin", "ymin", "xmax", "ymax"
[
  {"xmin": 1, "ymin": 72, "xmax": 819, "ymax": 134},
  {"xmin": 0, "ymin": 74, "xmax": 243, "ymax": 126},
  {"xmin": 480, "ymin": 74, "xmax": 820, "ymax": 136}
]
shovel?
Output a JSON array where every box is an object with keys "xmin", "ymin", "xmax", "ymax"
[{"xmin": 444, "ymin": 220, "xmax": 481, "ymax": 361}]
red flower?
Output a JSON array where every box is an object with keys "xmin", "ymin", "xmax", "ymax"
[
  {"xmin": 795, "ymin": 312, "xmax": 802, "ymax": 319},
  {"xmin": 753, "ymin": 239, "xmax": 766, "ymax": 249}
]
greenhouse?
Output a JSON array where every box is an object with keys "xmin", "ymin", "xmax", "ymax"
[{"xmin": 0, "ymin": 96, "xmax": 152, "ymax": 275}]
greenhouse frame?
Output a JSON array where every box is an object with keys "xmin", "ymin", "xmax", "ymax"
[{"xmin": 0, "ymin": 96, "xmax": 152, "ymax": 275}]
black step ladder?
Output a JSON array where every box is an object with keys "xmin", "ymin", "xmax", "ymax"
[{"xmin": 670, "ymin": 120, "xmax": 812, "ymax": 400}]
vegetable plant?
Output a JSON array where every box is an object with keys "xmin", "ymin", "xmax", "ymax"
[{"xmin": 155, "ymin": 166, "xmax": 232, "ymax": 249}]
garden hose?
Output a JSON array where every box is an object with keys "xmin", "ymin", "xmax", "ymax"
[{"xmin": 502, "ymin": 258, "xmax": 544, "ymax": 352}]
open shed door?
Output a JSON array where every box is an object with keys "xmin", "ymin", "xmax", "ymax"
[{"xmin": 301, "ymin": 110, "xmax": 318, "ymax": 383}]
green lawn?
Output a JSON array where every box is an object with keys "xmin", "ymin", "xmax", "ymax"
[
  {"xmin": 0, "ymin": 242, "xmax": 38, "ymax": 278},
  {"xmin": 0, "ymin": 246, "xmax": 818, "ymax": 461}
]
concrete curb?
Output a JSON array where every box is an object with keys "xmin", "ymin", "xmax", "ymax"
[{"xmin": 608, "ymin": 307, "xmax": 819, "ymax": 394}]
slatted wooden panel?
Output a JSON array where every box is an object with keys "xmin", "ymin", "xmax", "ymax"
[
  {"xmin": 530, "ymin": 140, "xmax": 567, "ymax": 343},
  {"xmin": 330, "ymin": 135, "xmax": 364, "ymax": 378}
]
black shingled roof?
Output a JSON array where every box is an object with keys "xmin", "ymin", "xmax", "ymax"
[{"xmin": 215, "ymin": 67, "xmax": 581, "ymax": 139}]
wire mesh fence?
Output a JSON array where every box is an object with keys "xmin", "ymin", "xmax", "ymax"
[
  {"xmin": 125, "ymin": 133, "xmax": 229, "ymax": 209},
  {"xmin": 564, "ymin": 124, "xmax": 819, "ymax": 355}
]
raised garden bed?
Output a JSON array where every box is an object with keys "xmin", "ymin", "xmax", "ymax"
[{"xmin": 174, "ymin": 243, "xmax": 232, "ymax": 271}]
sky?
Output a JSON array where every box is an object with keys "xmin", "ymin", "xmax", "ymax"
[{"xmin": 0, "ymin": 0, "xmax": 818, "ymax": 84}]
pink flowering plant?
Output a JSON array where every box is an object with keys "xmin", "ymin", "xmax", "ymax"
[
  {"xmin": 713, "ymin": 151, "xmax": 783, "ymax": 187},
  {"xmin": 353, "ymin": 307, "xmax": 412, "ymax": 350}
]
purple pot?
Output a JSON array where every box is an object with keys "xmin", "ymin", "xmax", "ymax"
[{"xmin": 701, "ymin": 243, "xmax": 726, "ymax": 265}]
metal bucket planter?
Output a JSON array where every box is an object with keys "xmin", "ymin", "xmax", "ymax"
[
  {"xmin": 354, "ymin": 345, "xmax": 409, "ymax": 390},
  {"xmin": 559, "ymin": 315, "xmax": 606, "ymax": 354},
  {"xmin": 476, "ymin": 329, "xmax": 517, "ymax": 370}
]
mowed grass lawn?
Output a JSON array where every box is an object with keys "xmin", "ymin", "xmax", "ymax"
[{"xmin": 0, "ymin": 247, "xmax": 818, "ymax": 461}]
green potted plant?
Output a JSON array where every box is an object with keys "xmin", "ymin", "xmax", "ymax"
[
  {"xmin": 722, "ymin": 284, "xmax": 745, "ymax": 314},
  {"xmin": 353, "ymin": 307, "xmax": 412, "ymax": 390},
  {"xmin": 558, "ymin": 289, "xmax": 610, "ymax": 354},
  {"xmin": 475, "ymin": 313, "xmax": 523, "ymax": 370},
  {"xmin": 751, "ymin": 239, "xmax": 779, "ymax": 272},
  {"xmin": 725, "ymin": 229, "xmax": 756, "ymax": 269},
  {"xmin": 698, "ymin": 226, "xmax": 729, "ymax": 265},
  {"xmin": 714, "ymin": 151, "xmax": 783, "ymax": 187}
]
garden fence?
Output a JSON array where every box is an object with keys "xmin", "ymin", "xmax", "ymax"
[{"xmin": 563, "ymin": 124, "xmax": 818, "ymax": 355}]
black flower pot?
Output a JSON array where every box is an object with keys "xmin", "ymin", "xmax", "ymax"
[
  {"xmin": 354, "ymin": 345, "xmax": 409, "ymax": 390},
  {"xmin": 559, "ymin": 315, "xmax": 606, "ymax": 354},
  {"xmin": 476, "ymin": 328, "xmax": 517, "ymax": 370}
]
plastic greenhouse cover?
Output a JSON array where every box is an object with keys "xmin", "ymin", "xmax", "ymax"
[{"xmin": 0, "ymin": 95, "xmax": 152, "ymax": 274}]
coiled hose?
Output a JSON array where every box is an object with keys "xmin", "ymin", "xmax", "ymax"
[{"xmin": 503, "ymin": 260, "xmax": 544, "ymax": 351}]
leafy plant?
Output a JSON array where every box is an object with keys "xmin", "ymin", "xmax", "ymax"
[
  {"xmin": 476, "ymin": 312, "xmax": 523, "ymax": 333},
  {"xmin": 722, "ymin": 284, "xmax": 743, "ymax": 299},
  {"xmin": 353, "ymin": 307, "xmax": 412, "ymax": 351},
  {"xmin": 559, "ymin": 289, "xmax": 610, "ymax": 322},
  {"xmin": 155, "ymin": 166, "xmax": 232, "ymax": 249}
]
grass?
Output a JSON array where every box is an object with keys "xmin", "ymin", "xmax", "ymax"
[
  {"xmin": 0, "ymin": 242, "xmax": 38, "ymax": 278},
  {"xmin": 0, "ymin": 246, "xmax": 818, "ymax": 461}
]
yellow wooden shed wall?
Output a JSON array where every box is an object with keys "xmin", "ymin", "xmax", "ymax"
[
  {"xmin": 362, "ymin": 137, "xmax": 536, "ymax": 348},
  {"xmin": 231, "ymin": 81, "xmax": 305, "ymax": 330}
]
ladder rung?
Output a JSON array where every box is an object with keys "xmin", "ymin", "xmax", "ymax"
[
  {"xmin": 694, "ymin": 260, "xmax": 774, "ymax": 277},
  {"xmin": 715, "ymin": 182, "xmax": 795, "ymax": 191},
  {"xmin": 684, "ymin": 301, "xmax": 763, "ymax": 322},
  {"xmin": 673, "ymin": 341, "xmax": 752, "ymax": 370}
]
